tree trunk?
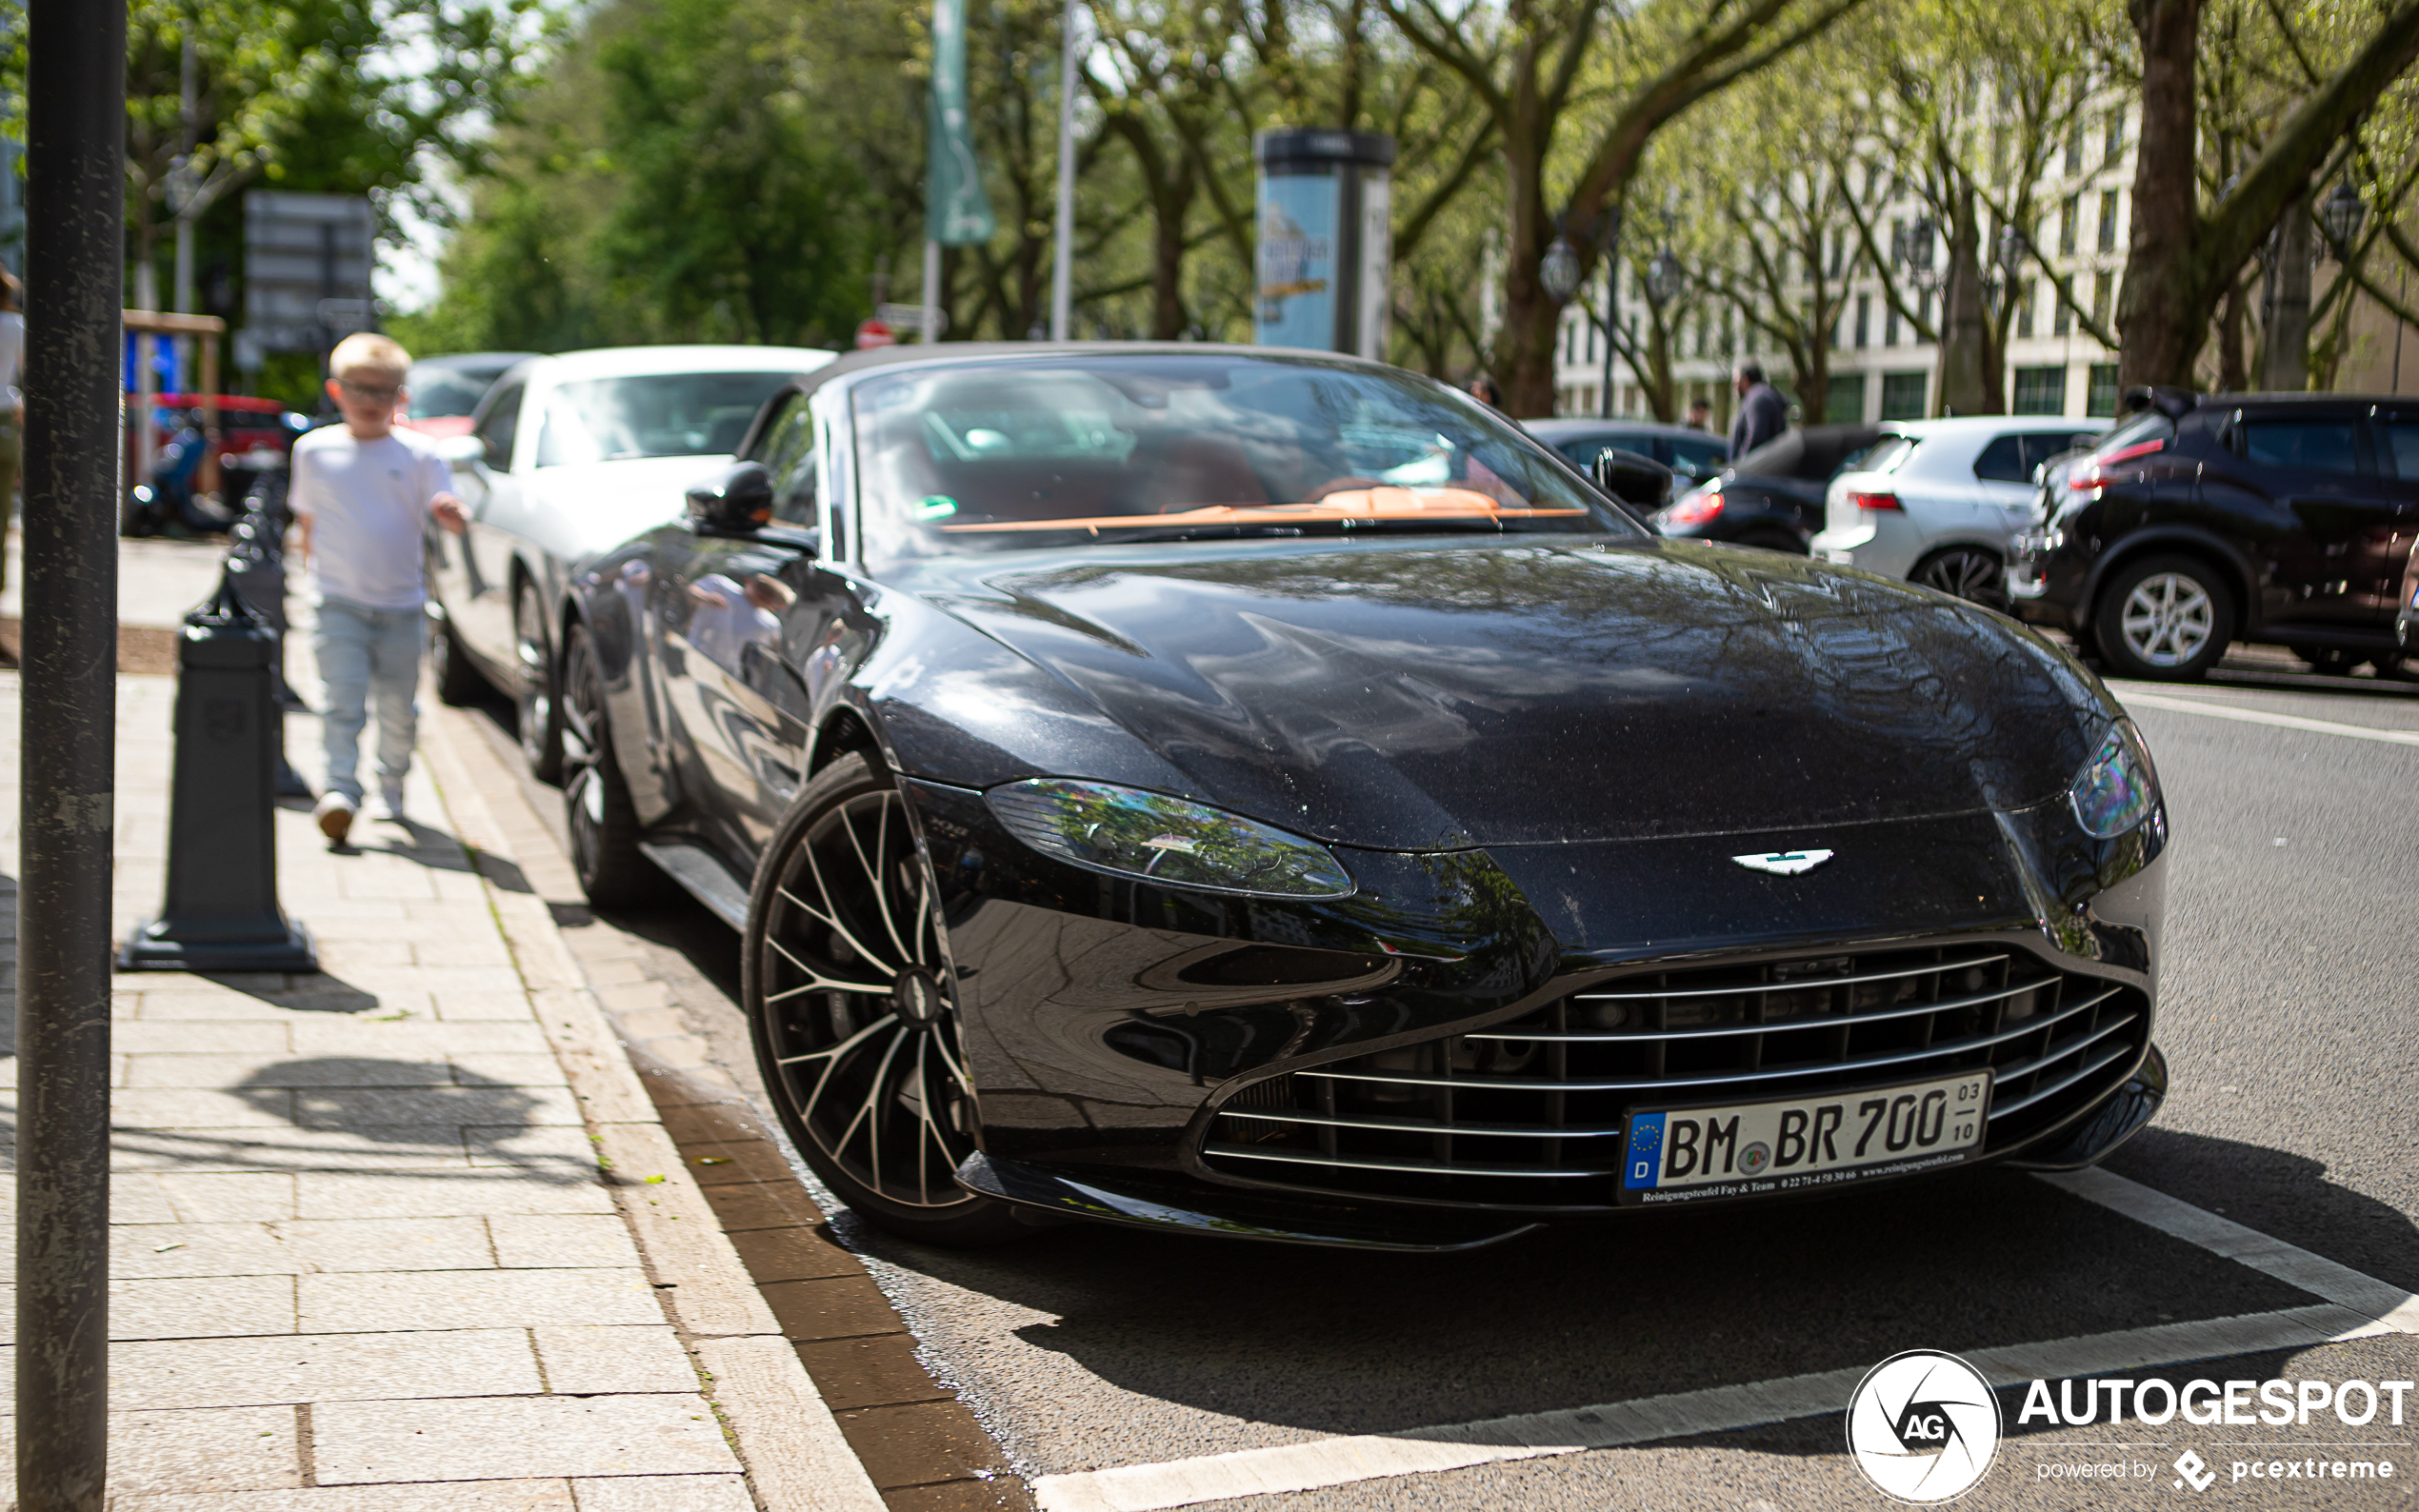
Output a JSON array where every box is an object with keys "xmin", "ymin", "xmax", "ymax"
[
  {"xmin": 2114, "ymin": 0, "xmax": 2207, "ymax": 386},
  {"xmin": 1935, "ymin": 183, "xmax": 1999, "ymax": 414},
  {"xmin": 1494, "ymin": 131, "xmax": 1560, "ymax": 418},
  {"xmin": 2259, "ymin": 189, "xmax": 2313, "ymax": 390},
  {"xmin": 1150, "ymin": 169, "xmax": 1197, "ymax": 340},
  {"xmin": 2217, "ymin": 277, "xmax": 2249, "ymax": 388}
]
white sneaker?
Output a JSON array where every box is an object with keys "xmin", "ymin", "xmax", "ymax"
[
  {"xmin": 371, "ymin": 786, "xmax": 407, "ymax": 824},
  {"xmin": 314, "ymin": 791, "xmax": 356, "ymax": 846}
]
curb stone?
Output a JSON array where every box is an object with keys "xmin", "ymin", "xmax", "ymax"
[{"xmin": 420, "ymin": 706, "xmax": 888, "ymax": 1512}]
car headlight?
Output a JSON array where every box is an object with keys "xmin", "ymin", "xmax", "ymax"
[
  {"xmin": 2067, "ymin": 719, "xmax": 2159, "ymax": 839},
  {"xmin": 986, "ymin": 779, "xmax": 1355, "ymax": 898}
]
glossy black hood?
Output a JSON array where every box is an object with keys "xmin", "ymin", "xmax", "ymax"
[{"xmin": 888, "ymin": 537, "xmax": 2114, "ymax": 851}]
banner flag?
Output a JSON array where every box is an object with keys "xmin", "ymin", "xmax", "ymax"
[{"xmin": 927, "ymin": 0, "xmax": 996, "ymax": 246}]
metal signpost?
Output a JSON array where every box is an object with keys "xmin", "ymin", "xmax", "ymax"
[
  {"xmin": 242, "ymin": 191, "xmax": 375, "ymax": 373},
  {"xmin": 20, "ymin": 0, "xmax": 126, "ymax": 1506}
]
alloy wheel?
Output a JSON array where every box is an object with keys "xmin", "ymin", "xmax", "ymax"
[
  {"xmin": 755, "ymin": 785, "xmax": 981, "ymax": 1211},
  {"xmin": 515, "ymin": 585, "xmax": 562, "ymax": 782},
  {"xmin": 2118, "ymin": 571, "xmax": 2215, "ymax": 668},
  {"xmin": 1914, "ymin": 547, "xmax": 2006, "ymax": 607},
  {"xmin": 559, "ymin": 631, "xmax": 610, "ymax": 871}
]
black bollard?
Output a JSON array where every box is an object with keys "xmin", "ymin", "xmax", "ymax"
[
  {"xmin": 118, "ymin": 567, "xmax": 318, "ymax": 973},
  {"xmin": 223, "ymin": 487, "xmax": 312, "ymax": 796}
]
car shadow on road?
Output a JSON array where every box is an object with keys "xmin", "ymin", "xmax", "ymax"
[{"xmin": 848, "ymin": 1132, "xmax": 2412, "ymax": 1442}]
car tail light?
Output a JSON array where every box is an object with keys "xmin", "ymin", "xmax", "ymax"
[
  {"xmin": 2069, "ymin": 437, "xmax": 2166, "ymax": 493},
  {"xmin": 1849, "ymin": 490, "xmax": 1901, "ymax": 511},
  {"xmin": 1665, "ymin": 489, "xmax": 1724, "ymax": 527}
]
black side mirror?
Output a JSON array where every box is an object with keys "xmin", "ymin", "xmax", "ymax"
[
  {"xmin": 1591, "ymin": 447, "xmax": 1673, "ymax": 510},
  {"xmin": 686, "ymin": 460, "xmax": 775, "ymax": 538}
]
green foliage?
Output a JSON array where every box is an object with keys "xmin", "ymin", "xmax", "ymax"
[{"xmin": 416, "ymin": 0, "xmax": 893, "ymax": 351}]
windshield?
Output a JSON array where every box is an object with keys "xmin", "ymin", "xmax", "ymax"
[
  {"xmin": 536, "ymin": 370, "xmax": 802, "ymax": 465},
  {"xmin": 850, "ymin": 354, "xmax": 1632, "ymax": 564},
  {"xmin": 408, "ymin": 365, "xmax": 507, "ymax": 420}
]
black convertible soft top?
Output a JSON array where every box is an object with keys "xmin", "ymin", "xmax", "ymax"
[{"xmin": 1730, "ymin": 422, "xmax": 1885, "ymax": 481}]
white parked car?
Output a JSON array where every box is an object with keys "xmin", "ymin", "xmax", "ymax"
[
  {"xmin": 1809, "ymin": 416, "xmax": 2104, "ymax": 607},
  {"xmin": 427, "ymin": 345, "xmax": 836, "ymax": 780}
]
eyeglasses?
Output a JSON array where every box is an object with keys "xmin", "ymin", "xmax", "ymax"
[{"xmin": 338, "ymin": 381, "xmax": 402, "ymax": 405}]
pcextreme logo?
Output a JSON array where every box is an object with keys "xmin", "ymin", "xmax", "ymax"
[{"xmin": 1846, "ymin": 1350, "xmax": 2003, "ymax": 1503}]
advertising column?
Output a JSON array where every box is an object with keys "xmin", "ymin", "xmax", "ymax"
[{"xmin": 1253, "ymin": 129, "xmax": 1394, "ymax": 359}]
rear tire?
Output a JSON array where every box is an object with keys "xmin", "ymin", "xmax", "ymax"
[
  {"xmin": 2094, "ymin": 555, "xmax": 2233, "ymax": 681},
  {"xmin": 430, "ymin": 607, "xmax": 487, "ymax": 706},
  {"xmin": 559, "ymin": 623, "xmax": 659, "ymax": 907},
  {"xmin": 1910, "ymin": 546, "xmax": 2008, "ymax": 609},
  {"xmin": 2289, "ymin": 645, "xmax": 2363, "ymax": 677},
  {"xmin": 744, "ymin": 753, "xmax": 1025, "ymax": 1247},
  {"xmin": 515, "ymin": 580, "xmax": 565, "ymax": 784}
]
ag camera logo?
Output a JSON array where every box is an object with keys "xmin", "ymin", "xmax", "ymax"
[{"xmin": 1847, "ymin": 1350, "xmax": 2003, "ymax": 1502}]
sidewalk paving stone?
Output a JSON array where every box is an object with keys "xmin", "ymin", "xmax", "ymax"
[
  {"xmin": 309, "ymin": 1393, "xmax": 737, "ymax": 1482},
  {"xmin": 2, "ymin": 648, "xmax": 888, "ymax": 1508},
  {"xmin": 297, "ymin": 1267, "xmax": 661, "ymax": 1332},
  {"xmin": 99, "ymin": 1329, "xmax": 546, "ymax": 1410}
]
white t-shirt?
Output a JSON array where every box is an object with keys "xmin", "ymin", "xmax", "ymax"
[
  {"xmin": 290, "ymin": 426, "xmax": 452, "ymax": 611},
  {"xmin": 0, "ymin": 311, "xmax": 24, "ymax": 407}
]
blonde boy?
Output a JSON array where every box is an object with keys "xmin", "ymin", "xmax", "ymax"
[{"xmin": 290, "ymin": 332, "xmax": 469, "ymax": 845}]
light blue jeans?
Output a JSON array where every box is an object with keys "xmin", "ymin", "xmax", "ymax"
[{"xmin": 314, "ymin": 596, "xmax": 427, "ymax": 805}]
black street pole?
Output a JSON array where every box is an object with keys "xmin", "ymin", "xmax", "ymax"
[
  {"xmin": 19, "ymin": 0, "xmax": 125, "ymax": 1507},
  {"xmin": 1598, "ymin": 210, "xmax": 1621, "ymax": 420}
]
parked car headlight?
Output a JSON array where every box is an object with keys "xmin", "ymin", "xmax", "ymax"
[
  {"xmin": 2067, "ymin": 720, "xmax": 2159, "ymax": 839},
  {"xmin": 986, "ymin": 779, "xmax": 1355, "ymax": 898}
]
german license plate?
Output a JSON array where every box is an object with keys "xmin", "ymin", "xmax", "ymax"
[{"xmin": 1617, "ymin": 1070, "xmax": 1990, "ymax": 1205}]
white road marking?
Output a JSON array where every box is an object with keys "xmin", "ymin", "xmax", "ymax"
[
  {"xmin": 2036, "ymin": 1168, "xmax": 2419, "ymax": 1334},
  {"xmin": 1030, "ymin": 1176, "xmax": 2419, "ymax": 1512},
  {"xmin": 2118, "ymin": 689, "xmax": 2419, "ymax": 746},
  {"xmin": 1031, "ymin": 1304, "xmax": 2395, "ymax": 1512}
]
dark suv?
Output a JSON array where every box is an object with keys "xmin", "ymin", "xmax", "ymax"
[{"xmin": 2009, "ymin": 389, "xmax": 2419, "ymax": 680}]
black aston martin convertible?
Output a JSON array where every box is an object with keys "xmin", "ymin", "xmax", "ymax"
[{"xmin": 553, "ymin": 344, "xmax": 2169, "ymax": 1250}]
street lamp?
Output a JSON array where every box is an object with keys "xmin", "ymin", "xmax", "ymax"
[
  {"xmin": 1996, "ymin": 223, "xmax": 2027, "ymax": 283},
  {"xmin": 1540, "ymin": 232, "xmax": 1583, "ymax": 305},
  {"xmin": 1645, "ymin": 248, "xmax": 1684, "ymax": 308},
  {"xmin": 2319, "ymin": 182, "xmax": 2366, "ymax": 261},
  {"xmin": 1896, "ymin": 216, "xmax": 1940, "ymax": 290}
]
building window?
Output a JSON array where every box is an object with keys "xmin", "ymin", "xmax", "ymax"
[
  {"xmin": 2012, "ymin": 365, "xmax": 2067, "ymax": 415},
  {"xmin": 2090, "ymin": 270, "xmax": 2113, "ymax": 329},
  {"xmin": 2087, "ymin": 363, "xmax": 2120, "ymax": 417},
  {"xmin": 1826, "ymin": 373, "xmax": 1867, "ymax": 424},
  {"xmin": 1881, "ymin": 370, "xmax": 1928, "ymax": 420},
  {"xmin": 2018, "ymin": 279, "xmax": 2037, "ymax": 340},
  {"xmin": 1855, "ymin": 293, "xmax": 1870, "ymax": 348},
  {"xmin": 2052, "ymin": 277, "xmax": 2073, "ymax": 336},
  {"xmin": 1919, "ymin": 288, "xmax": 1933, "ymax": 330},
  {"xmin": 2065, "ymin": 121, "xmax": 2085, "ymax": 174},
  {"xmin": 2098, "ymin": 189, "xmax": 2120, "ymax": 253},
  {"xmin": 1885, "ymin": 300, "xmax": 1900, "ymax": 347},
  {"xmin": 2060, "ymin": 196, "xmax": 2080, "ymax": 255},
  {"xmin": 2103, "ymin": 109, "xmax": 2126, "ymax": 169}
]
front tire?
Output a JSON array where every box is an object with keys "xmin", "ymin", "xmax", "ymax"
[
  {"xmin": 2095, "ymin": 555, "xmax": 2233, "ymax": 680},
  {"xmin": 430, "ymin": 605, "xmax": 487, "ymax": 706},
  {"xmin": 743, "ymin": 753, "xmax": 1023, "ymax": 1247},
  {"xmin": 2289, "ymin": 645, "xmax": 2363, "ymax": 677},
  {"xmin": 559, "ymin": 623, "xmax": 658, "ymax": 907},
  {"xmin": 516, "ymin": 580, "xmax": 565, "ymax": 784}
]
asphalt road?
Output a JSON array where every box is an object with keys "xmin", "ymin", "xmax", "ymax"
[{"xmin": 468, "ymin": 653, "xmax": 2419, "ymax": 1512}]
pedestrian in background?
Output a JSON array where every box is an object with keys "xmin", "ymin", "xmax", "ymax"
[
  {"xmin": 0, "ymin": 271, "xmax": 23, "ymax": 591},
  {"xmin": 1685, "ymin": 396, "xmax": 1712, "ymax": 431},
  {"xmin": 1729, "ymin": 362, "xmax": 1787, "ymax": 458},
  {"xmin": 292, "ymin": 332, "xmax": 468, "ymax": 846},
  {"xmin": 1467, "ymin": 374, "xmax": 1503, "ymax": 409}
]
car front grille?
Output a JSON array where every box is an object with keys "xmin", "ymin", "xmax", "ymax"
[{"xmin": 1198, "ymin": 940, "xmax": 2148, "ymax": 1210}]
